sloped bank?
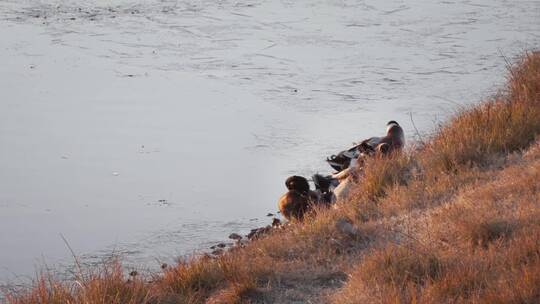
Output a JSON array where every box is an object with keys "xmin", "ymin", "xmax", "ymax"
[{"xmin": 4, "ymin": 52, "xmax": 540, "ymax": 304}]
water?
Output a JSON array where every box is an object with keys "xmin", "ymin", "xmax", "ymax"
[{"xmin": 0, "ymin": 0, "xmax": 539, "ymax": 284}]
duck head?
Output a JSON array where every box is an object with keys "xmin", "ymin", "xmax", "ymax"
[
  {"xmin": 386, "ymin": 120, "xmax": 405, "ymax": 148},
  {"xmin": 285, "ymin": 175, "xmax": 310, "ymax": 194}
]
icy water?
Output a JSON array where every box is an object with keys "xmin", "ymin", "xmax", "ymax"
[{"xmin": 0, "ymin": 0, "xmax": 539, "ymax": 284}]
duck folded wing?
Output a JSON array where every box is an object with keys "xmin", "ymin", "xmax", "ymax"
[
  {"xmin": 326, "ymin": 144, "xmax": 361, "ymax": 172},
  {"xmin": 327, "ymin": 136, "xmax": 382, "ymax": 172},
  {"xmin": 358, "ymin": 137, "xmax": 382, "ymax": 153},
  {"xmin": 326, "ymin": 153, "xmax": 351, "ymax": 172}
]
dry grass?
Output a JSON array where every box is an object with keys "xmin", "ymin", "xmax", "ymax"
[
  {"xmin": 332, "ymin": 51, "xmax": 540, "ymax": 303},
  {"xmin": 5, "ymin": 262, "xmax": 150, "ymax": 304},
  {"xmin": 332, "ymin": 152, "xmax": 540, "ymax": 303},
  {"xmin": 358, "ymin": 152, "xmax": 415, "ymax": 201},
  {"xmin": 343, "ymin": 52, "xmax": 540, "ymax": 221},
  {"xmin": 4, "ymin": 52, "xmax": 540, "ymax": 304},
  {"xmin": 422, "ymin": 52, "xmax": 540, "ymax": 173}
]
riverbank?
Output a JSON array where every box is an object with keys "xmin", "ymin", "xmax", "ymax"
[
  {"xmin": 2, "ymin": 0, "xmax": 540, "ymax": 282},
  {"xmin": 4, "ymin": 52, "xmax": 540, "ymax": 303}
]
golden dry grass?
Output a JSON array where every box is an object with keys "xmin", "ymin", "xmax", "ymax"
[
  {"xmin": 332, "ymin": 147, "xmax": 540, "ymax": 303},
  {"xmin": 422, "ymin": 52, "xmax": 540, "ymax": 172},
  {"xmin": 331, "ymin": 52, "xmax": 540, "ymax": 304},
  {"xmin": 5, "ymin": 262, "xmax": 150, "ymax": 304},
  {"xmin": 4, "ymin": 52, "xmax": 540, "ymax": 304}
]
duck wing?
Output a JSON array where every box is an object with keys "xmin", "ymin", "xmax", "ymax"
[
  {"xmin": 326, "ymin": 154, "xmax": 350, "ymax": 172},
  {"xmin": 358, "ymin": 137, "xmax": 381, "ymax": 154},
  {"xmin": 327, "ymin": 135, "xmax": 385, "ymax": 171},
  {"xmin": 326, "ymin": 145, "xmax": 358, "ymax": 171}
]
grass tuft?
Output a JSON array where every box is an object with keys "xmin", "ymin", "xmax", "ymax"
[{"xmin": 422, "ymin": 52, "xmax": 540, "ymax": 173}]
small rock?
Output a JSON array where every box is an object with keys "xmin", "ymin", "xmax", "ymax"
[
  {"xmin": 228, "ymin": 233, "xmax": 242, "ymax": 240},
  {"xmin": 161, "ymin": 263, "xmax": 168, "ymax": 270},
  {"xmin": 266, "ymin": 213, "xmax": 274, "ymax": 217},
  {"xmin": 216, "ymin": 243, "xmax": 226, "ymax": 248},
  {"xmin": 272, "ymin": 218, "xmax": 282, "ymax": 227},
  {"xmin": 210, "ymin": 245, "xmax": 216, "ymax": 249},
  {"xmin": 129, "ymin": 270, "xmax": 138, "ymax": 277}
]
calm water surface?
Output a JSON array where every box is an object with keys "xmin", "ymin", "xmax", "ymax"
[{"xmin": 0, "ymin": 0, "xmax": 539, "ymax": 284}]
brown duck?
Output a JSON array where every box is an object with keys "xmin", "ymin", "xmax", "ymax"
[{"xmin": 278, "ymin": 176, "xmax": 320, "ymax": 220}]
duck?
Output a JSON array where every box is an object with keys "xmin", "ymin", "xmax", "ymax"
[
  {"xmin": 278, "ymin": 175, "xmax": 330, "ymax": 220},
  {"xmin": 361, "ymin": 120, "xmax": 405, "ymax": 153},
  {"xmin": 318, "ymin": 121, "xmax": 405, "ymax": 201},
  {"xmin": 326, "ymin": 121, "xmax": 405, "ymax": 172}
]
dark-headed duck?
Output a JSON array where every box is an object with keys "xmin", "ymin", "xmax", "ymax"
[{"xmin": 278, "ymin": 175, "xmax": 322, "ymax": 220}]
